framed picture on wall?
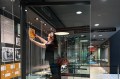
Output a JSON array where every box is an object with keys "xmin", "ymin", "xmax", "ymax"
[
  {"xmin": 2, "ymin": 47, "xmax": 14, "ymax": 62},
  {"xmin": 15, "ymin": 48, "xmax": 21, "ymax": 61},
  {"xmin": 17, "ymin": 24, "xmax": 20, "ymax": 36},
  {"xmin": 16, "ymin": 37, "xmax": 20, "ymax": 46},
  {"xmin": 1, "ymin": 15, "xmax": 14, "ymax": 44}
]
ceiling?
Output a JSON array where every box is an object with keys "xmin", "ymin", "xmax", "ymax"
[{"xmin": 1, "ymin": 0, "xmax": 120, "ymax": 47}]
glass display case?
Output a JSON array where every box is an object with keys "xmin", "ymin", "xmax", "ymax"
[{"xmin": 58, "ymin": 34, "xmax": 90, "ymax": 77}]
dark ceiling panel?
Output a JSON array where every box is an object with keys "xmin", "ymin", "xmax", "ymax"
[
  {"xmin": 50, "ymin": 5, "xmax": 90, "ymax": 27},
  {"xmin": 30, "ymin": 6, "xmax": 65, "ymax": 28},
  {"xmin": 26, "ymin": 0, "xmax": 90, "ymax": 6}
]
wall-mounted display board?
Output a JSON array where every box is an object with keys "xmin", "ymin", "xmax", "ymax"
[
  {"xmin": 1, "ymin": 15, "xmax": 14, "ymax": 44},
  {"xmin": 1, "ymin": 63, "xmax": 21, "ymax": 79},
  {"xmin": 0, "ymin": 15, "xmax": 21, "ymax": 63},
  {"xmin": 0, "ymin": 14, "xmax": 21, "ymax": 79}
]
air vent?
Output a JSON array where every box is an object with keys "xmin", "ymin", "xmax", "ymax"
[
  {"xmin": 56, "ymin": 26, "xmax": 116, "ymax": 34},
  {"xmin": 91, "ymin": 38, "xmax": 105, "ymax": 41},
  {"xmin": 91, "ymin": 27, "xmax": 116, "ymax": 32}
]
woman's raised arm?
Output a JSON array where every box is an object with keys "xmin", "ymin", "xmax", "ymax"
[
  {"xmin": 30, "ymin": 38, "xmax": 46, "ymax": 48},
  {"xmin": 35, "ymin": 34, "xmax": 47, "ymax": 44}
]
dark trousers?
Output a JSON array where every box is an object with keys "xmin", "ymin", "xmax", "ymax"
[{"xmin": 49, "ymin": 63, "xmax": 61, "ymax": 79}]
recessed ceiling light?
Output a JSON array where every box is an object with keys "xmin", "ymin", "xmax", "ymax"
[
  {"xmin": 35, "ymin": 18, "xmax": 39, "ymax": 20},
  {"xmin": 99, "ymin": 35, "xmax": 103, "ymax": 36},
  {"xmin": 94, "ymin": 24, "xmax": 99, "ymax": 27},
  {"xmin": 55, "ymin": 32, "xmax": 69, "ymax": 35},
  {"xmin": 44, "ymin": 24, "xmax": 46, "ymax": 26},
  {"xmin": 76, "ymin": 11, "xmax": 82, "ymax": 14},
  {"xmin": 25, "ymin": 10, "xmax": 27, "ymax": 12}
]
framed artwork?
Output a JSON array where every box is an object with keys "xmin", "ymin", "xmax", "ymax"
[
  {"xmin": 16, "ymin": 37, "xmax": 20, "ymax": 46},
  {"xmin": 15, "ymin": 48, "xmax": 21, "ymax": 61},
  {"xmin": 2, "ymin": 47, "xmax": 14, "ymax": 62},
  {"xmin": 1, "ymin": 15, "xmax": 14, "ymax": 44},
  {"xmin": 17, "ymin": 24, "xmax": 20, "ymax": 36}
]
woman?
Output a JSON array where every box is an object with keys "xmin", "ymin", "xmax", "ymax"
[{"xmin": 29, "ymin": 32, "xmax": 61, "ymax": 79}]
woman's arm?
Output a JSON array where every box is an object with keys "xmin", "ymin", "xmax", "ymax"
[
  {"xmin": 35, "ymin": 34, "xmax": 47, "ymax": 43},
  {"xmin": 30, "ymin": 38, "xmax": 46, "ymax": 48}
]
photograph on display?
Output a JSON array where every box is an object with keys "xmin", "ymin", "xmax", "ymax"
[
  {"xmin": 15, "ymin": 48, "xmax": 21, "ymax": 61},
  {"xmin": 1, "ymin": 15, "xmax": 14, "ymax": 44},
  {"xmin": 16, "ymin": 37, "xmax": 20, "ymax": 46},
  {"xmin": 2, "ymin": 47, "xmax": 14, "ymax": 62},
  {"xmin": 17, "ymin": 24, "xmax": 20, "ymax": 36}
]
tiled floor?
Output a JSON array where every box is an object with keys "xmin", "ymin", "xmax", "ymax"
[
  {"xmin": 66, "ymin": 66, "xmax": 119, "ymax": 79},
  {"xmin": 27, "ymin": 65, "xmax": 119, "ymax": 79}
]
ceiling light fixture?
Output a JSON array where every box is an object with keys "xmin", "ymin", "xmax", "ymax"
[
  {"xmin": 81, "ymin": 35, "xmax": 85, "ymax": 37},
  {"xmin": 94, "ymin": 24, "xmax": 99, "ymax": 26},
  {"xmin": 55, "ymin": 32, "xmax": 69, "ymax": 35},
  {"xmin": 88, "ymin": 45, "xmax": 94, "ymax": 48},
  {"xmin": 76, "ymin": 11, "xmax": 82, "ymax": 14},
  {"xmin": 35, "ymin": 18, "xmax": 39, "ymax": 20},
  {"xmin": 25, "ymin": 10, "xmax": 27, "ymax": 12},
  {"xmin": 99, "ymin": 35, "xmax": 103, "ymax": 36},
  {"xmin": 80, "ymin": 40, "xmax": 88, "ymax": 42},
  {"xmin": 44, "ymin": 24, "xmax": 46, "ymax": 26}
]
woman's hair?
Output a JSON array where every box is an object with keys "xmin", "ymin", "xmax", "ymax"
[{"xmin": 49, "ymin": 32, "xmax": 58, "ymax": 47}]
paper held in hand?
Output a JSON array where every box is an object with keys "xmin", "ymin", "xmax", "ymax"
[{"xmin": 29, "ymin": 28, "xmax": 35, "ymax": 39}]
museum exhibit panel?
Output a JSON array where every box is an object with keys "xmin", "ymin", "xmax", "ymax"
[{"xmin": 0, "ymin": 0, "xmax": 21, "ymax": 79}]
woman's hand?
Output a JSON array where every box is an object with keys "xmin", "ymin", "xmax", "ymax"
[
  {"xmin": 35, "ymin": 34, "xmax": 39, "ymax": 38},
  {"xmin": 29, "ymin": 38, "xmax": 34, "ymax": 42},
  {"xmin": 34, "ymin": 34, "xmax": 47, "ymax": 43},
  {"xmin": 29, "ymin": 37, "xmax": 46, "ymax": 48}
]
